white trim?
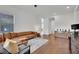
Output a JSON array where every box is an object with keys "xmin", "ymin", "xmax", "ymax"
[{"xmin": 13, "ymin": 15, "xmax": 15, "ymax": 32}]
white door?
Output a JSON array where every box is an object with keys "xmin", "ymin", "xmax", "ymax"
[{"xmin": 41, "ymin": 18, "xmax": 51, "ymax": 35}]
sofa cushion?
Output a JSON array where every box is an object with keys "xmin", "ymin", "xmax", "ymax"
[
  {"xmin": 0, "ymin": 35, "xmax": 3, "ymax": 42},
  {"xmin": 3, "ymin": 33, "xmax": 11, "ymax": 39},
  {"xmin": 24, "ymin": 32, "xmax": 34, "ymax": 35},
  {"xmin": 3, "ymin": 39, "xmax": 19, "ymax": 54},
  {"xmin": 10, "ymin": 32, "xmax": 18, "ymax": 38},
  {"xmin": 16, "ymin": 32, "xmax": 23, "ymax": 36}
]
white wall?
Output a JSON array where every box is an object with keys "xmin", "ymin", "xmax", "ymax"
[
  {"xmin": 14, "ymin": 11, "xmax": 41, "ymax": 32},
  {"xmin": 51, "ymin": 13, "xmax": 76, "ymax": 32},
  {"xmin": 39, "ymin": 12, "xmax": 77, "ymax": 35},
  {"xmin": 41, "ymin": 13, "xmax": 77, "ymax": 34},
  {"xmin": 0, "ymin": 6, "xmax": 41, "ymax": 32},
  {"xmin": 76, "ymin": 11, "xmax": 79, "ymax": 23},
  {"xmin": 0, "ymin": 6, "xmax": 79, "ymax": 34}
]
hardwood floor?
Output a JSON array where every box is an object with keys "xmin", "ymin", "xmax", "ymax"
[{"xmin": 32, "ymin": 34, "xmax": 70, "ymax": 54}]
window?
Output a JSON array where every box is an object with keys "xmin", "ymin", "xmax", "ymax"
[{"xmin": 0, "ymin": 13, "xmax": 14, "ymax": 33}]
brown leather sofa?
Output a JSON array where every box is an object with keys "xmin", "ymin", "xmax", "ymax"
[
  {"xmin": 0, "ymin": 31, "xmax": 40, "ymax": 43},
  {"xmin": 0, "ymin": 35, "xmax": 3, "ymax": 42}
]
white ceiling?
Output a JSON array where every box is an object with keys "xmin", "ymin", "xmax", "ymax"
[
  {"xmin": 15, "ymin": 5, "xmax": 76, "ymax": 16},
  {"xmin": 0, "ymin": 5, "xmax": 78, "ymax": 17}
]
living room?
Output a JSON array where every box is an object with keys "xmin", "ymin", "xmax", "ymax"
[{"xmin": 0, "ymin": 5, "xmax": 79, "ymax": 54}]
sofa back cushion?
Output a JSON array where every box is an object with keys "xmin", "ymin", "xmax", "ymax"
[
  {"xmin": 16, "ymin": 31, "xmax": 34, "ymax": 37},
  {"xmin": 16, "ymin": 32, "xmax": 24, "ymax": 36},
  {"xmin": 25, "ymin": 31, "xmax": 35, "ymax": 34},
  {"xmin": 10, "ymin": 32, "xmax": 18, "ymax": 38},
  {"xmin": 0, "ymin": 35, "xmax": 3, "ymax": 42},
  {"xmin": 3, "ymin": 33, "xmax": 12, "ymax": 39}
]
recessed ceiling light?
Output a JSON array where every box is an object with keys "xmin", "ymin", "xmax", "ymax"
[{"xmin": 66, "ymin": 6, "xmax": 70, "ymax": 9}]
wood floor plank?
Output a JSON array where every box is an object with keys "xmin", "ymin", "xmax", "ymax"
[{"xmin": 32, "ymin": 34, "xmax": 70, "ymax": 54}]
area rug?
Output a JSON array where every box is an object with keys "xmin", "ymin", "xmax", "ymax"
[{"xmin": 27, "ymin": 38, "xmax": 48, "ymax": 53}]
